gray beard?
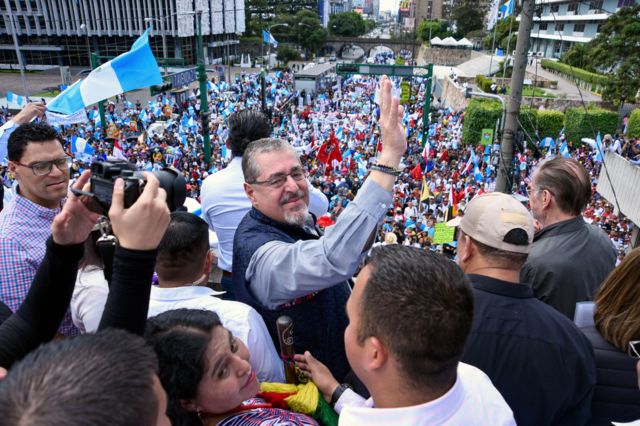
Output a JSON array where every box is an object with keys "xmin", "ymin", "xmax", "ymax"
[{"xmin": 283, "ymin": 208, "xmax": 310, "ymax": 227}]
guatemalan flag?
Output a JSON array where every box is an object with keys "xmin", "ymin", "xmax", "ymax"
[
  {"xmin": 71, "ymin": 136, "xmax": 94, "ymax": 163},
  {"xmin": 48, "ymin": 28, "xmax": 162, "ymax": 115}
]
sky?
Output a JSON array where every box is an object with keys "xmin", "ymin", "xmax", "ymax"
[{"xmin": 379, "ymin": 0, "xmax": 399, "ymax": 13}]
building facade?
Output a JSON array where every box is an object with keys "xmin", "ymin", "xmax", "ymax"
[
  {"xmin": 0, "ymin": 0, "xmax": 245, "ymax": 68},
  {"xmin": 416, "ymin": 0, "xmax": 444, "ymax": 22},
  {"xmin": 530, "ymin": 0, "xmax": 639, "ymax": 58}
]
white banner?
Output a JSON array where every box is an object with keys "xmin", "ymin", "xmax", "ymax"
[{"xmin": 45, "ymin": 109, "xmax": 89, "ymax": 126}]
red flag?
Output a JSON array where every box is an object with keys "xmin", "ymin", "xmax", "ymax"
[
  {"xmin": 317, "ymin": 133, "xmax": 342, "ymax": 165},
  {"xmin": 411, "ymin": 163, "xmax": 423, "ymax": 181}
]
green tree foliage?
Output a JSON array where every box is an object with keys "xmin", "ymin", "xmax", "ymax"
[
  {"xmin": 626, "ymin": 109, "xmax": 640, "ymax": 138},
  {"xmin": 561, "ymin": 43, "xmax": 592, "ymax": 71},
  {"xmin": 417, "ymin": 20, "xmax": 452, "ymax": 42},
  {"xmin": 535, "ymin": 110, "xmax": 565, "ymax": 140},
  {"xmin": 483, "ymin": 16, "xmax": 518, "ymax": 51},
  {"xmin": 329, "ymin": 12, "xmax": 367, "ymax": 37},
  {"xmin": 586, "ymin": 4, "xmax": 640, "ymax": 103},
  {"xmin": 276, "ymin": 44, "xmax": 301, "ymax": 63},
  {"xmin": 565, "ymin": 107, "xmax": 618, "ymax": 143},
  {"xmin": 462, "ymin": 99, "xmax": 503, "ymax": 144},
  {"xmin": 453, "ymin": 0, "xmax": 485, "ymax": 37}
]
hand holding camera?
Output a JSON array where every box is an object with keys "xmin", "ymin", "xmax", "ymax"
[{"xmin": 108, "ymin": 173, "xmax": 171, "ymax": 251}]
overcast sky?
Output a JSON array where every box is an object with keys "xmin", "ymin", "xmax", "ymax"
[{"xmin": 379, "ymin": 0, "xmax": 399, "ymax": 12}]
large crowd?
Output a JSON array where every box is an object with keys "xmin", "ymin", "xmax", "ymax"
[{"xmin": 0, "ymin": 55, "xmax": 638, "ymax": 425}]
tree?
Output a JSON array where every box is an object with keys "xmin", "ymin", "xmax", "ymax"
[
  {"xmin": 417, "ymin": 19, "xmax": 452, "ymax": 42},
  {"xmin": 277, "ymin": 45, "xmax": 301, "ymax": 63},
  {"xmin": 453, "ymin": 0, "xmax": 485, "ymax": 36},
  {"xmin": 483, "ymin": 15, "xmax": 518, "ymax": 51},
  {"xmin": 561, "ymin": 43, "xmax": 593, "ymax": 71},
  {"xmin": 329, "ymin": 12, "xmax": 367, "ymax": 37},
  {"xmin": 586, "ymin": 4, "xmax": 640, "ymax": 103},
  {"xmin": 288, "ymin": 10, "xmax": 327, "ymax": 55}
]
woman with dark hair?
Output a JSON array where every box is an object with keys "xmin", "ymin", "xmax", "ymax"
[
  {"xmin": 575, "ymin": 247, "xmax": 640, "ymax": 424},
  {"xmin": 145, "ymin": 309, "xmax": 318, "ymax": 426}
]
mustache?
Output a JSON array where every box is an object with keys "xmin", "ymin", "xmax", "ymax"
[{"xmin": 280, "ymin": 190, "xmax": 305, "ymax": 205}]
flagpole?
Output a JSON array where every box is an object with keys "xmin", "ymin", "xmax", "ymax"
[
  {"xmin": 487, "ymin": 0, "xmax": 500, "ymax": 78},
  {"xmin": 502, "ymin": 14, "xmax": 515, "ymax": 79}
]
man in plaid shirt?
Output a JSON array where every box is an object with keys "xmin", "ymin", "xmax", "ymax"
[{"xmin": 0, "ymin": 120, "xmax": 78, "ymax": 336}]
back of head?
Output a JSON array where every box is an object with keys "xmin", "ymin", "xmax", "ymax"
[
  {"xmin": 145, "ymin": 309, "xmax": 222, "ymax": 426},
  {"xmin": 0, "ymin": 329, "xmax": 159, "ymax": 426},
  {"xmin": 8, "ymin": 122, "xmax": 63, "ymax": 162},
  {"xmin": 156, "ymin": 211, "xmax": 210, "ymax": 283},
  {"xmin": 594, "ymin": 247, "xmax": 640, "ymax": 351},
  {"xmin": 228, "ymin": 110, "xmax": 273, "ymax": 157},
  {"xmin": 535, "ymin": 157, "xmax": 591, "ymax": 216},
  {"xmin": 242, "ymin": 137, "xmax": 296, "ymax": 183},
  {"xmin": 359, "ymin": 245, "xmax": 473, "ymax": 392},
  {"xmin": 459, "ymin": 192, "xmax": 533, "ymax": 269}
]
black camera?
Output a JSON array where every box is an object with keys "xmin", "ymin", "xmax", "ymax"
[{"xmin": 77, "ymin": 160, "xmax": 186, "ymax": 215}]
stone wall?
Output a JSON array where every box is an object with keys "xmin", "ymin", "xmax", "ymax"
[
  {"xmin": 422, "ymin": 47, "xmax": 473, "ymax": 66},
  {"xmin": 440, "ymin": 75, "xmax": 470, "ymax": 110}
]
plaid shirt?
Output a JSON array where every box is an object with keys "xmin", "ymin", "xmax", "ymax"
[{"xmin": 0, "ymin": 188, "xmax": 79, "ymax": 336}]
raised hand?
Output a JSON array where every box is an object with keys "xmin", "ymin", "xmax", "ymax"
[
  {"xmin": 377, "ymin": 76, "xmax": 407, "ymax": 167},
  {"xmin": 108, "ymin": 173, "xmax": 170, "ymax": 250},
  {"xmin": 12, "ymin": 102, "xmax": 46, "ymax": 125},
  {"xmin": 51, "ymin": 170, "xmax": 101, "ymax": 245}
]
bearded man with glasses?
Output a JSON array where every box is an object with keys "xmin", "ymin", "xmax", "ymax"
[
  {"xmin": 0, "ymin": 122, "xmax": 79, "ymax": 336},
  {"xmin": 232, "ymin": 77, "xmax": 407, "ymax": 385}
]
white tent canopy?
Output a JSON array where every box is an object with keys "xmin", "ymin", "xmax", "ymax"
[
  {"xmin": 430, "ymin": 36, "xmax": 443, "ymax": 46},
  {"xmin": 457, "ymin": 37, "xmax": 474, "ymax": 48},
  {"xmin": 440, "ymin": 37, "xmax": 458, "ymax": 47}
]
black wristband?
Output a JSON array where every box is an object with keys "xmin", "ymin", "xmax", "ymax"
[
  {"xmin": 330, "ymin": 383, "xmax": 352, "ymax": 407},
  {"xmin": 370, "ymin": 163, "xmax": 401, "ymax": 176}
]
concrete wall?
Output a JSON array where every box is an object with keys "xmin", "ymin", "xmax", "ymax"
[
  {"xmin": 422, "ymin": 47, "xmax": 473, "ymax": 66},
  {"xmin": 440, "ymin": 75, "xmax": 469, "ymax": 110}
]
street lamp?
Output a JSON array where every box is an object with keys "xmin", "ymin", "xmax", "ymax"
[
  {"xmin": 144, "ymin": 17, "xmax": 169, "ymax": 74},
  {"xmin": 265, "ymin": 23, "xmax": 289, "ymax": 71}
]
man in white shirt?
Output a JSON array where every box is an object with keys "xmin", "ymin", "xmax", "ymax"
[
  {"xmin": 147, "ymin": 211, "xmax": 285, "ymax": 383},
  {"xmin": 200, "ymin": 110, "xmax": 328, "ymax": 300},
  {"xmin": 295, "ymin": 245, "xmax": 515, "ymax": 426}
]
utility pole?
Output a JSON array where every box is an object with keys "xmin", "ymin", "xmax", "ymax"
[
  {"xmin": 196, "ymin": 11, "xmax": 211, "ymax": 164},
  {"xmin": 4, "ymin": 0, "xmax": 30, "ymax": 100},
  {"xmin": 495, "ymin": 0, "xmax": 535, "ymax": 193}
]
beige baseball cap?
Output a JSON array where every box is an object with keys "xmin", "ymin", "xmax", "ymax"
[{"xmin": 458, "ymin": 192, "xmax": 534, "ymax": 254}]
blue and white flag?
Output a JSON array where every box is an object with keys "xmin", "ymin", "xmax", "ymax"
[
  {"xmin": 559, "ymin": 141, "xmax": 570, "ymax": 158},
  {"xmin": 262, "ymin": 30, "xmax": 278, "ymax": 47},
  {"xmin": 540, "ymin": 136, "xmax": 555, "ymax": 148},
  {"xmin": 6, "ymin": 92, "xmax": 26, "ymax": 108},
  {"xmin": 499, "ymin": 0, "xmax": 515, "ymax": 20},
  {"xmin": 48, "ymin": 28, "xmax": 162, "ymax": 114},
  {"xmin": 594, "ymin": 131, "xmax": 604, "ymax": 163},
  {"xmin": 71, "ymin": 135, "xmax": 95, "ymax": 162}
]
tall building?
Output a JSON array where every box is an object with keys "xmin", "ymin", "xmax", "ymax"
[
  {"xmin": 0, "ymin": 0, "xmax": 245, "ymax": 68},
  {"xmin": 398, "ymin": 0, "xmax": 417, "ymax": 30},
  {"xmin": 530, "ymin": 0, "xmax": 640, "ymax": 58},
  {"xmin": 416, "ymin": 0, "xmax": 444, "ymax": 22}
]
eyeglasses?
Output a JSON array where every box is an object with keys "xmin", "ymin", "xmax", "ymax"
[
  {"xmin": 250, "ymin": 168, "xmax": 306, "ymax": 188},
  {"xmin": 629, "ymin": 340, "xmax": 640, "ymax": 359},
  {"xmin": 526, "ymin": 185, "xmax": 542, "ymax": 194},
  {"xmin": 15, "ymin": 156, "xmax": 72, "ymax": 176}
]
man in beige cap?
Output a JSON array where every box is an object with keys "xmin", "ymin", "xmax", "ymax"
[{"xmin": 454, "ymin": 193, "xmax": 596, "ymax": 426}]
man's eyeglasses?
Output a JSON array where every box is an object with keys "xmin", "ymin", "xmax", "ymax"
[
  {"xmin": 628, "ymin": 340, "xmax": 640, "ymax": 359},
  {"xmin": 527, "ymin": 185, "xmax": 542, "ymax": 194},
  {"xmin": 15, "ymin": 156, "xmax": 72, "ymax": 176},
  {"xmin": 250, "ymin": 169, "xmax": 306, "ymax": 188}
]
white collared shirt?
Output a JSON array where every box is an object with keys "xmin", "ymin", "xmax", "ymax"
[
  {"xmin": 201, "ymin": 156, "xmax": 329, "ymax": 272},
  {"xmin": 148, "ymin": 285, "xmax": 285, "ymax": 383},
  {"xmin": 336, "ymin": 363, "xmax": 515, "ymax": 426}
]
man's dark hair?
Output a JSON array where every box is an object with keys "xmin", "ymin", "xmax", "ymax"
[
  {"xmin": 156, "ymin": 211, "xmax": 210, "ymax": 283},
  {"xmin": 145, "ymin": 309, "xmax": 222, "ymax": 426},
  {"xmin": 0, "ymin": 329, "xmax": 160, "ymax": 426},
  {"xmin": 8, "ymin": 122, "xmax": 64, "ymax": 162},
  {"xmin": 535, "ymin": 157, "xmax": 591, "ymax": 216},
  {"xmin": 464, "ymin": 229, "xmax": 529, "ymax": 269},
  {"xmin": 359, "ymin": 245, "xmax": 473, "ymax": 393},
  {"xmin": 228, "ymin": 110, "xmax": 273, "ymax": 157}
]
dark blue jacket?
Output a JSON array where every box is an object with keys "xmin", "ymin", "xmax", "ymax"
[
  {"xmin": 232, "ymin": 208, "xmax": 351, "ymax": 381},
  {"xmin": 462, "ymin": 274, "xmax": 597, "ymax": 426}
]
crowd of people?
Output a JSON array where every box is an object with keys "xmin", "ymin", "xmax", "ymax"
[{"xmin": 0, "ymin": 54, "xmax": 638, "ymax": 425}]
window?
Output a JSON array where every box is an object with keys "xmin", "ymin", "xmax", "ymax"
[
  {"xmin": 556, "ymin": 23, "xmax": 564, "ymax": 31},
  {"xmin": 550, "ymin": 4, "xmax": 559, "ymax": 12},
  {"xmin": 618, "ymin": 0, "xmax": 635, "ymax": 7},
  {"xmin": 574, "ymin": 23, "xmax": 585, "ymax": 32},
  {"xmin": 567, "ymin": 2, "xmax": 578, "ymax": 12},
  {"xmin": 589, "ymin": 0, "xmax": 603, "ymax": 10},
  {"xmin": 539, "ymin": 22, "xmax": 548, "ymax": 30}
]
